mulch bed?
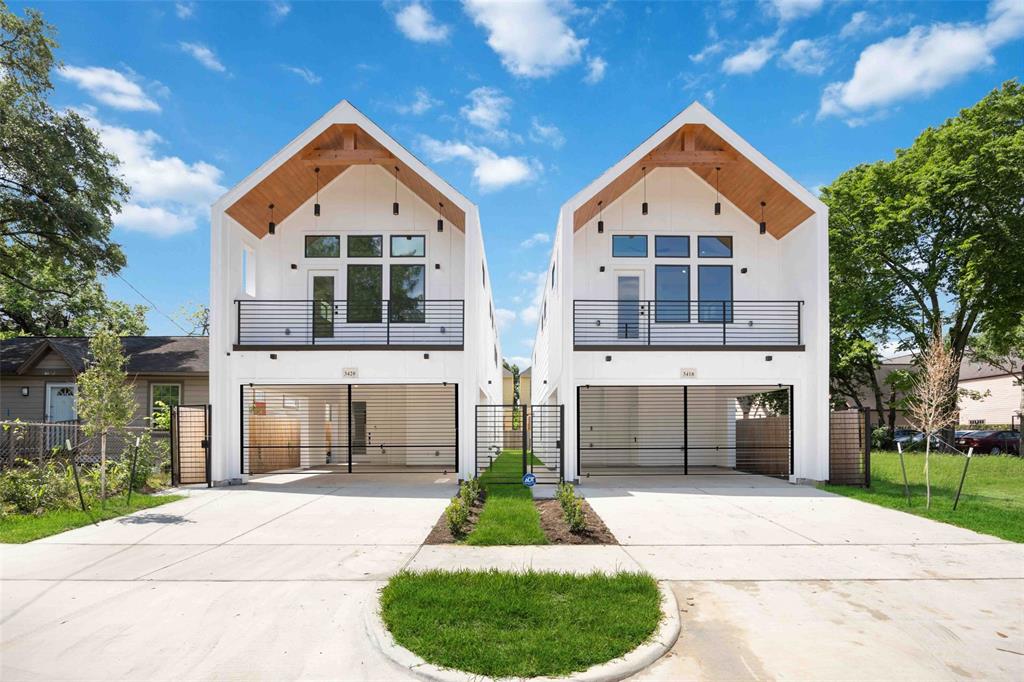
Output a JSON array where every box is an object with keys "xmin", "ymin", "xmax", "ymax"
[
  {"xmin": 535, "ymin": 498, "xmax": 617, "ymax": 545},
  {"xmin": 423, "ymin": 491, "xmax": 618, "ymax": 545}
]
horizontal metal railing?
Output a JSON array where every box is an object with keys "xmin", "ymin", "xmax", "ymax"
[
  {"xmin": 573, "ymin": 299, "xmax": 802, "ymax": 348},
  {"xmin": 236, "ymin": 299, "xmax": 464, "ymax": 348}
]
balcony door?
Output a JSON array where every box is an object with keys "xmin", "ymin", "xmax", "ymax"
[
  {"xmin": 616, "ymin": 271, "xmax": 643, "ymax": 340},
  {"xmin": 307, "ymin": 271, "xmax": 335, "ymax": 340}
]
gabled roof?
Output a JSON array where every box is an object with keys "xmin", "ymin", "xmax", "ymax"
[
  {"xmin": 566, "ymin": 102, "xmax": 825, "ymax": 239},
  {"xmin": 214, "ymin": 100, "xmax": 471, "ymax": 236},
  {"xmin": 1, "ymin": 337, "xmax": 209, "ymax": 376}
]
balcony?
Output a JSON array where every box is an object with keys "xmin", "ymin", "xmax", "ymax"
[
  {"xmin": 235, "ymin": 299, "xmax": 464, "ymax": 350},
  {"xmin": 573, "ymin": 300, "xmax": 803, "ymax": 350}
]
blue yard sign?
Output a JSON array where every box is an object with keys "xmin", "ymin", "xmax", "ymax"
[{"xmin": 522, "ymin": 473, "xmax": 537, "ymax": 487}]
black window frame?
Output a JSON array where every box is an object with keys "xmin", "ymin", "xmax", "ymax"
[
  {"xmin": 697, "ymin": 235, "xmax": 734, "ymax": 258},
  {"xmin": 347, "ymin": 234, "xmax": 383, "ymax": 258},
  {"xmin": 697, "ymin": 264, "xmax": 733, "ymax": 323},
  {"xmin": 389, "ymin": 263, "xmax": 426, "ymax": 323},
  {"xmin": 304, "ymin": 235, "xmax": 341, "ymax": 258},
  {"xmin": 654, "ymin": 264, "xmax": 691, "ymax": 323},
  {"xmin": 346, "ymin": 264, "xmax": 383, "ymax": 323},
  {"xmin": 389, "ymin": 235, "xmax": 426, "ymax": 258},
  {"xmin": 655, "ymin": 235, "xmax": 690, "ymax": 258},
  {"xmin": 611, "ymin": 234, "xmax": 648, "ymax": 258}
]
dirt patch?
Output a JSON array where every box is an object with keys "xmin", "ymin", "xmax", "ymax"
[
  {"xmin": 536, "ymin": 498, "xmax": 618, "ymax": 544},
  {"xmin": 423, "ymin": 493, "xmax": 485, "ymax": 544}
]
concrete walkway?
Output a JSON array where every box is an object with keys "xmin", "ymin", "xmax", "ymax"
[{"xmin": 1, "ymin": 472, "xmax": 1022, "ymax": 681}]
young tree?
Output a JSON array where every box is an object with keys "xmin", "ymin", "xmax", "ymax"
[
  {"xmin": 76, "ymin": 327, "xmax": 136, "ymax": 499},
  {"xmin": 1, "ymin": 3, "xmax": 133, "ymax": 335},
  {"xmin": 905, "ymin": 338, "xmax": 960, "ymax": 508}
]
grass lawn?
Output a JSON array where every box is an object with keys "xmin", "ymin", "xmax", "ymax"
[
  {"xmin": 467, "ymin": 450, "xmax": 547, "ymax": 545},
  {"xmin": 823, "ymin": 450, "xmax": 1024, "ymax": 543},
  {"xmin": 381, "ymin": 569, "xmax": 661, "ymax": 678},
  {"xmin": 0, "ymin": 494, "xmax": 185, "ymax": 544}
]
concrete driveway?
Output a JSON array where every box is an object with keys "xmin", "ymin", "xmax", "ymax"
[
  {"xmin": 1, "ymin": 472, "xmax": 455, "ymax": 681},
  {"xmin": 580, "ymin": 475, "xmax": 1024, "ymax": 681}
]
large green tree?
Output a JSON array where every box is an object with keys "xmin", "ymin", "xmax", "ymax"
[
  {"xmin": 824, "ymin": 81, "xmax": 1024, "ymax": 415},
  {"xmin": 1, "ymin": 3, "xmax": 138, "ymax": 337}
]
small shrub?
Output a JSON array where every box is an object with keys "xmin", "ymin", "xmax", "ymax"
[
  {"xmin": 566, "ymin": 497, "xmax": 587, "ymax": 533},
  {"xmin": 445, "ymin": 496, "xmax": 470, "ymax": 537},
  {"xmin": 556, "ymin": 482, "xmax": 575, "ymax": 514},
  {"xmin": 0, "ymin": 460, "xmax": 47, "ymax": 514},
  {"xmin": 460, "ymin": 477, "xmax": 481, "ymax": 506}
]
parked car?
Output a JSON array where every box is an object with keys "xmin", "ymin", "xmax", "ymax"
[{"xmin": 956, "ymin": 430, "xmax": 1021, "ymax": 455}]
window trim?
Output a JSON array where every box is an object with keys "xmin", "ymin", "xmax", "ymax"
[
  {"xmin": 347, "ymin": 234, "xmax": 383, "ymax": 258},
  {"xmin": 612, "ymin": 234, "xmax": 649, "ymax": 258},
  {"xmin": 697, "ymin": 235, "xmax": 734, "ymax": 259},
  {"xmin": 389, "ymin": 234, "xmax": 426, "ymax": 258},
  {"xmin": 303, "ymin": 234, "xmax": 341, "ymax": 258},
  {"xmin": 149, "ymin": 382, "xmax": 183, "ymax": 430},
  {"xmin": 697, "ymin": 264, "xmax": 734, "ymax": 323},
  {"xmin": 654, "ymin": 235, "xmax": 690, "ymax": 258}
]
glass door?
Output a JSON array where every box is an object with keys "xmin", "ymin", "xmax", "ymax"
[
  {"xmin": 616, "ymin": 272, "xmax": 643, "ymax": 340},
  {"xmin": 308, "ymin": 272, "xmax": 335, "ymax": 340}
]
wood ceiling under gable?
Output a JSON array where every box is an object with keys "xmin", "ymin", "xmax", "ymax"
[
  {"xmin": 225, "ymin": 124, "xmax": 466, "ymax": 237},
  {"xmin": 572, "ymin": 124, "xmax": 815, "ymax": 239}
]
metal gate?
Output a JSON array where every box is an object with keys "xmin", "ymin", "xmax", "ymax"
[
  {"xmin": 577, "ymin": 385, "xmax": 792, "ymax": 477},
  {"xmin": 240, "ymin": 383, "xmax": 457, "ymax": 474},
  {"xmin": 171, "ymin": 404, "xmax": 211, "ymax": 486},
  {"xmin": 475, "ymin": 404, "xmax": 563, "ymax": 484}
]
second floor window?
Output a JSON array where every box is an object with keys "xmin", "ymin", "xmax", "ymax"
[
  {"xmin": 612, "ymin": 235, "xmax": 648, "ymax": 257},
  {"xmin": 305, "ymin": 235, "xmax": 340, "ymax": 258},
  {"xmin": 655, "ymin": 265, "xmax": 690, "ymax": 322},
  {"xmin": 698, "ymin": 265, "xmax": 733, "ymax": 322},
  {"xmin": 390, "ymin": 264, "xmax": 425, "ymax": 323},
  {"xmin": 391, "ymin": 235, "xmax": 425, "ymax": 257},
  {"xmin": 348, "ymin": 235, "xmax": 383, "ymax": 257}
]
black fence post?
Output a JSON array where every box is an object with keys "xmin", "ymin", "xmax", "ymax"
[
  {"xmin": 453, "ymin": 383, "xmax": 460, "ymax": 476},
  {"xmin": 170, "ymin": 405, "xmax": 179, "ymax": 486},
  {"xmin": 722, "ymin": 301, "xmax": 727, "ymax": 345},
  {"xmin": 127, "ymin": 437, "xmax": 140, "ymax": 506},
  {"xmin": 347, "ymin": 384, "xmax": 354, "ymax": 474},
  {"xmin": 521, "ymin": 404, "xmax": 529, "ymax": 480},
  {"xmin": 68, "ymin": 440, "xmax": 87, "ymax": 513},
  {"xmin": 683, "ymin": 386, "xmax": 689, "ymax": 475},
  {"xmin": 575, "ymin": 386, "xmax": 581, "ymax": 482},
  {"xmin": 559, "ymin": 404, "xmax": 565, "ymax": 483}
]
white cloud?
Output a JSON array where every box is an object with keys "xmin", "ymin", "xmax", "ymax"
[
  {"xmin": 58, "ymin": 66, "xmax": 161, "ymax": 112},
  {"xmin": 780, "ymin": 38, "xmax": 829, "ymax": 75},
  {"xmin": 519, "ymin": 232, "xmax": 552, "ymax": 249},
  {"xmin": 819, "ymin": 0, "xmax": 1024, "ymax": 121},
  {"xmin": 763, "ymin": 0, "xmax": 822, "ymax": 22},
  {"xmin": 461, "ymin": 86, "xmax": 512, "ymax": 132},
  {"xmin": 529, "ymin": 118, "xmax": 565, "ymax": 149},
  {"xmin": 86, "ymin": 115, "xmax": 225, "ymax": 237},
  {"xmin": 463, "ymin": 0, "xmax": 587, "ymax": 78},
  {"xmin": 283, "ymin": 65, "xmax": 321, "ymax": 84},
  {"xmin": 179, "ymin": 42, "xmax": 227, "ymax": 73},
  {"xmin": 689, "ymin": 43, "xmax": 723, "ymax": 64},
  {"xmin": 517, "ymin": 270, "xmax": 546, "ymax": 324},
  {"xmin": 419, "ymin": 136, "xmax": 539, "ymax": 192},
  {"xmin": 839, "ymin": 11, "xmax": 914, "ymax": 40},
  {"xmin": 494, "ymin": 308, "xmax": 516, "ymax": 330},
  {"xmin": 174, "ymin": 1, "xmax": 195, "ymax": 19},
  {"xmin": 722, "ymin": 35, "xmax": 779, "ymax": 75},
  {"xmin": 584, "ymin": 55, "xmax": 606, "ymax": 84},
  {"xmin": 268, "ymin": 1, "xmax": 291, "ymax": 20},
  {"xmin": 703, "ymin": 89, "xmax": 716, "ymax": 107},
  {"xmin": 396, "ymin": 87, "xmax": 441, "ymax": 115},
  {"xmin": 394, "ymin": 2, "xmax": 451, "ymax": 43}
]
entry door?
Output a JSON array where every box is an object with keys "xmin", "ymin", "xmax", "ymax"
[
  {"xmin": 351, "ymin": 401, "xmax": 367, "ymax": 456},
  {"xmin": 46, "ymin": 383, "xmax": 77, "ymax": 422},
  {"xmin": 307, "ymin": 271, "xmax": 336, "ymax": 340},
  {"xmin": 616, "ymin": 272, "xmax": 643, "ymax": 340}
]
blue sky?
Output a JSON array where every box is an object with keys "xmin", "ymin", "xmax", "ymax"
[{"xmin": 20, "ymin": 0, "xmax": 1023, "ymax": 366}]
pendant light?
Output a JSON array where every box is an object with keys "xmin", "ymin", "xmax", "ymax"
[
  {"xmin": 641, "ymin": 167, "xmax": 648, "ymax": 215},
  {"xmin": 714, "ymin": 166, "xmax": 721, "ymax": 216},
  {"xmin": 313, "ymin": 167, "xmax": 321, "ymax": 217},
  {"xmin": 759, "ymin": 201, "xmax": 767, "ymax": 235},
  {"xmin": 437, "ymin": 202, "xmax": 444, "ymax": 232},
  {"xmin": 392, "ymin": 166, "xmax": 400, "ymax": 216},
  {"xmin": 597, "ymin": 200, "xmax": 604, "ymax": 233},
  {"xmin": 268, "ymin": 203, "xmax": 276, "ymax": 235}
]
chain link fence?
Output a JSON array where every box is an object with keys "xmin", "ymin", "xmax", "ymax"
[{"xmin": 0, "ymin": 421, "xmax": 156, "ymax": 468}]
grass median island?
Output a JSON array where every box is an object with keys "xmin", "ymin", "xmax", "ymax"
[
  {"xmin": 822, "ymin": 450, "xmax": 1024, "ymax": 543},
  {"xmin": 0, "ymin": 493, "xmax": 184, "ymax": 544},
  {"xmin": 467, "ymin": 450, "xmax": 547, "ymax": 545},
  {"xmin": 380, "ymin": 569, "xmax": 662, "ymax": 678}
]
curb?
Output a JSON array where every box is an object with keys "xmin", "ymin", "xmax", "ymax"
[{"xmin": 365, "ymin": 581, "xmax": 681, "ymax": 682}]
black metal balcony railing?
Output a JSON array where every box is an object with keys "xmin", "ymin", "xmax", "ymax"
[
  {"xmin": 573, "ymin": 300, "xmax": 803, "ymax": 349},
  {"xmin": 235, "ymin": 299, "xmax": 464, "ymax": 349}
]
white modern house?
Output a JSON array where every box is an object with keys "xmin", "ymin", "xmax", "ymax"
[
  {"xmin": 531, "ymin": 103, "xmax": 830, "ymax": 483},
  {"xmin": 208, "ymin": 101, "xmax": 502, "ymax": 483}
]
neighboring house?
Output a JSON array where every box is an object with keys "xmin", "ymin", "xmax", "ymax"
[
  {"xmin": 958, "ymin": 360, "xmax": 1021, "ymax": 427},
  {"xmin": 209, "ymin": 100, "xmax": 502, "ymax": 481},
  {"xmin": 0, "ymin": 336, "xmax": 208, "ymax": 428},
  {"xmin": 531, "ymin": 103, "xmax": 830, "ymax": 482},
  {"xmin": 501, "ymin": 366, "xmax": 532, "ymax": 433}
]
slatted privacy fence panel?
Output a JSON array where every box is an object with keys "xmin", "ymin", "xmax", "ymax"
[{"xmin": 828, "ymin": 409, "xmax": 870, "ymax": 486}]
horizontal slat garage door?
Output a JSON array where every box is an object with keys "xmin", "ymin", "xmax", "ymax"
[
  {"xmin": 241, "ymin": 383, "xmax": 457, "ymax": 474},
  {"xmin": 578, "ymin": 385, "xmax": 792, "ymax": 477}
]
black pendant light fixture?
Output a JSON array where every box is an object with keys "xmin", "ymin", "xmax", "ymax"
[
  {"xmin": 714, "ymin": 166, "xmax": 722, "ymax": 216},
  {"xmin": 437, "ymin": 202, "xmax": 444, "ymax": 232},
  {"xmin": 759, "ymin": 201, "xmax": 767, "ymax": 235},
  {"xmin": 597, "ymin": 200, "xmax": 604, "ymax": 233},
  {"xmin": 641, "ymin": 167, "xmax": 648, "ymax": 215},
  {"xmin": 268, "ymin": 203, "xmax": 276, "ymax": 235},
  {"xmin": 313, "ymin": 167, "xmax": 321, "ymax": 217},
  {"xmin": 392, "ymin": 166, "xmax": 400, "ymax": 216}
]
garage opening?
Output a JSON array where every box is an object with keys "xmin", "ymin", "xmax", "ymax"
[
  {"xmin": 241, "ymin": 383, "xmax": 457, "ymax": 474},
  {"xmin": 577, "ymin": 385, "xmax": 792, "ymax": 477}
]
